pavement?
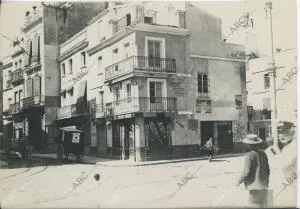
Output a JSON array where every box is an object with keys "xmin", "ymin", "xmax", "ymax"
[{"xmin": 30, "ymin": 152, "xmax": 244, "ymax": 166}]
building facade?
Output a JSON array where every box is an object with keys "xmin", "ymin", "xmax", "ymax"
[
  {"xmin": 1, "ymin": 2, "xmax": 107, "ymax": 152},
  {"xmin": 57, "ymin": 2, "xmax": 247, "ymax": 161},
  {"xmin": 2, "ymin": 2, "xmax": 247, "ymax": 161},
  {"xmin": 247, "ymin": 48, "xmax": 297, "ymax": 141}
]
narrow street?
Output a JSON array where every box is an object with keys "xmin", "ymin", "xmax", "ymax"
[{"xmin": 0, "ymin": 153, "xmax": 296, "ymax": 208}]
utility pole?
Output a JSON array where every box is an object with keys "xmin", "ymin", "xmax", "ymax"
[{"xmin": 265, "ymin": 1, "xmax": 279, "ymax": 153}]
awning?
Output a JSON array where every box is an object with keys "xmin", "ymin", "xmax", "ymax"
[
  {"xmin": 76, "ymin": 80, "xmax": 87, "ymax": 104},
  {"xmin": 60, "ymin": 126, "xmax": 84, "ymax": 133}
]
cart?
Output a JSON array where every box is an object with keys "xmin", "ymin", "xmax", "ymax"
[{"xmin": 57, "ymin": 127, "xmax": 84, "ymax": 162}]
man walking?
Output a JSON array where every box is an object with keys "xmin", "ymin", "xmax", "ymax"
[
  {"xmin": 203, "ymin": 138, "xmax": 215, "ymax": 162},
  {"xmin": 237, "ymin": 134, "xmax": 271, "ymax": 207}
]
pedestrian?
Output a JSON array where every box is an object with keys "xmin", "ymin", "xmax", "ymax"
[
  {"xmin": 277, "ymin": 121, "xmax": 296, "ymax": 149},
  {"xmin": 203, "ymin": 138, "xmax": 215, "ymax": 162},
  {"xmin": 237, "ymin": 134, "xmax": 271, "ymax": 207}
]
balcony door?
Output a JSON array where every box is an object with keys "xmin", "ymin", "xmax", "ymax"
[
  {"xmin": 148, "ymin": 40, "xmax": 161, "ymax": 67},
  {"xmin": 149, "ymin": 81, "xmax": 164, "ymax": 111}
]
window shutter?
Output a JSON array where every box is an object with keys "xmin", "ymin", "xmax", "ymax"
[
  {"xmin": 26, "ymin": 79, "xmax": 33, "ymax": 97},
  {"xmin": 29, "ymin": 41, "xmax": 32, "ymax": 64},
  {"xmin": 37, "ymin": 36, "xmax": 40, "ymax": 61},
  {"xmin": 33, "ymin": 76, "xmax": 41, "ymax": 96}
]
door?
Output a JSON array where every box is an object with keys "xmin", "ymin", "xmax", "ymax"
[
  {"xmin": 200, "ymin": 122, "xmax": 214, "ymax": 146},
  {"xmin": 112, "ymin": 122, "xmax": 121, "ymax": 157},
  {"xmin": 149, "ymin": 81, "xmax": 163, "ymax": 111},
  {"xmin": 218, "ymin": 123, "xmax": 233, "ymax": 153},
  {"xmin": 148, "ymin": 40, "xmax": 161, "ymax": 67}
]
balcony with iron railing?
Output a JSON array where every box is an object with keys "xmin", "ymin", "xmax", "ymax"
[
  {"xmin": 10, "ymin": 69, "xmax": 24, "ymax": 85},
  {"xmin": 96, "ymin": 97, "xmax": 177, "ymax": 118},
  {"xmin": 105, "ymin": 56, "xmax": 176, "ymax": 82},
  {"xmin": 57, "ymin": 103, "xmax": 88, "ymax": 119},
  {"xmin": 9, "ymin": 103, "xmax": 22, "ymax": 114},
  {"xmin": 22, "ymin": 95, "xmax": 45, "ymax": 109}
]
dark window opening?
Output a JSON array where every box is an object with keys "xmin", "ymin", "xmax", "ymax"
[
  {"xmin": 264, "ymin": 74, "xmax": 270, "ymax": 89},
  {"xmin": 235, "ymin": 95, "xmax": 243, "ymax": 109},
  {"xmin": 144, "ymin": 16, "xmax": 153, "ymax": 24},
  {"xmin": 126, "ymin": 13, "xmax": 131, "ymax": 26}
]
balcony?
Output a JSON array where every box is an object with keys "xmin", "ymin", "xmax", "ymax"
[
  {"xmin": 9, "ymin": 103, "xmax": 22, "ymax": 114},
  {"xmin": 105, "ymin": 56, "xmax": 176, "ymax": 82},
  {"xmin": 96, "ymin": 97, "xmax": 177, "ymax": 118},
  {"xmin": 22, "ymin": 95, "xmax": 45, "ymax": 109},
  {"xmin": 197, "ymin": 92, "xmax": 210, "ymax": 98},
  {"xmin": 57, "ymin": 103, "xmax": 88, "ymax": 119},
  {"xmin": 10, "ymin": 69, "xmax": 24, "ymax": 86}
]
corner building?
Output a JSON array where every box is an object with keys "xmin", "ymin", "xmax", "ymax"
[{"xmin": 57, "ymin": 2, "xmax": 247, "ymax": 161}]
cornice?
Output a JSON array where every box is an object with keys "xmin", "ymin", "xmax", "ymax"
[
  {"xmin": 0, "ymin": 62, "xmax": 13, "ymax": 71},
  {"xmin": 58, "ymin": 41, "xmax": 89, "ymax": 62}
]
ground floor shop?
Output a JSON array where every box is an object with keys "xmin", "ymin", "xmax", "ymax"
[{"xmin": 88, "ymin": 114, "xmax": 247, "ymax": 162}]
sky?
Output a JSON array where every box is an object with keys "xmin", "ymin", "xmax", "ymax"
[{"xmin": 0, "ymin": 0, "xmax": 297, "ymax": 61}]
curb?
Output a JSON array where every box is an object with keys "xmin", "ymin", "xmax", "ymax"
[{"xmin": 96, "ymin": 153, "xmax": 244, "ymax": 167}]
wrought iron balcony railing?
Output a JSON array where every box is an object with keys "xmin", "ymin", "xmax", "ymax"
[
  {"xmin": 10, "ymin": 69, "xmax": 24, "ymax": 85},
  {"xmin": 105, "ymin": 56, "xmax": 176, "ymax": 81},
  {"xmin": 22, "ymin": 95, "xmax": 45, "ymax": 109},
  {"xmin": 57, "ymin": 103, "xmax": 88, "ymax": 119},
  {"xmin": 96, "ymin": 97, "xmax": 177, "ymax": 118}
]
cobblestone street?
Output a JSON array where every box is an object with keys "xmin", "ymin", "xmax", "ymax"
[{"xmin": 0, "ymin": 152, "xmax": 296, "ymax": 208}]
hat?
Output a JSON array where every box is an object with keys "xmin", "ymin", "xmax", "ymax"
[
  {"xmin": 277, "ymin": 121, "xmax": 295, "ymax": 133},
  {"xmin": 242, "ymin": 134, "xmax": 263, "ymax": 144}
]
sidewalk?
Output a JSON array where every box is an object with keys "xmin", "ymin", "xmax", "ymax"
[{"xmin": 31, "ymin": 152, "xmax": 244, "ymax": 166}]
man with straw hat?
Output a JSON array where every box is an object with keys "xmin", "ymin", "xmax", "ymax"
[{"xmin": 237, "ymin": 134, "xmax": 271, "ymax": 207}]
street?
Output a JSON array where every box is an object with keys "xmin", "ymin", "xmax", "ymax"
[{"xmin": 0, "ymin": 152, "xmax": 296, "ymax": 208}]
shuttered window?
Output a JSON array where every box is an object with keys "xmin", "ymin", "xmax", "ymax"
[
  {"xmin": 26, "ymin": 79, "xmax": 33, "ymax": 97},
  {"xmin": 33, "ymin": 76, "xmax": 41, "ymax": 96}
]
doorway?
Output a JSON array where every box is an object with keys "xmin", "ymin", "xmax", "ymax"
[
  {"xmin": 200, "ymin": 121, "xmax": 214, "ymax": 146},
  {"xmin": 217, "ymin": 123, "xmax": 233, "ymax": 153}
]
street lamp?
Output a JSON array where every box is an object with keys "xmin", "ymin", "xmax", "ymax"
[{"xmin": 265, "ymin": 1, "xmax": 279, "ymax": 153}]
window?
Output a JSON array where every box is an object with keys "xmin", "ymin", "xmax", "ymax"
[
  {"xmin": 19, "ymin": 59, "xmax": 22, "ymax": 69},
  {"xmin": 69, "ymin": 59, "xmax": 73, "ymax": 73},
  {"xmin": 149, "ymin": 81, "xmax": 162, "ymax": 103},
  {"xmin": 19, "ymin": 90, "xmax": 23, "ymax": 102},
  {"xmin": 26, "ymin": 78, "xmax": 33, "ymax": 97},
  {"xmin": 235, "ymin": 95, "xmax": 243, "ymax": 109},
  {"xmin": 198, "ymin": 74, "xmax": 209, "ymax": 96},
  {"xmin": 15, "ymin": 62, "xmax": 18, "ymax": 70},
  {"xmin": 81, "ymin": 52, "xmax": 86, "ymax": 66},
  {"xmin": 124, "ymin": 43, "xmax": 130, "ymax": 58},
  {"xmin": 264, "ymin": 74, "xmax": 270, "ymax": 89},
  {"xmin": 113, "ymin": 48, "xmax": 118, "ymax": 54},
  {"xmin": 61, "ymin": 63, "xmax": 65, "ymax": 76},
  {"xmin": 127, "ymin": 84, "xmax": 131, "ymax": 102},
  {"xmin": 14, "ymin": 91, "xmax": 18, "ymax": 104},
  {"xmin": 37, "ymin": 36, "xmax": 40, "ymax": 61},
  {"xmin": 33, "ymin": 76, "xmax": 41, "ymax": 96},
  {"xmin": 148, "ymin": 40, "xmax": 161, "ymax": 67},
  {"xmin": 99, "ymin": 91, "xmax": 104, "ymax": 105},
  {"xmin": 178, "ymin": 12, "xmax": 186, "ymax": 28},
  {"xmin": 126, "ymin": 13, "xmax": 131, "ymax": 26},
  {"xmin": 115, "ymin": 87, "xmax": 120, "ymax": 104},
  {"xmin": 196, "ymin": 100, "xmax": 212, "ymax": 113},
  {"xmin": 98, "ymin": 56, "xmax": 102, "ymax": 72},
  {"xmin": 144, "ymin": 16, "xmax": 153, "ymax": 24}
]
